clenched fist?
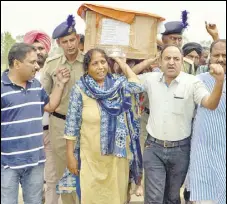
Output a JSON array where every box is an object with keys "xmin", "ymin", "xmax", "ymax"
[{"xmin": 209, "ymin": 64, "xmax": 225, "ymax": 82}]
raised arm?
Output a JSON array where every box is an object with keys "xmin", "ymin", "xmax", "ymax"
[
  {"xmin": 131, "ymin": 56, "xmax": 159, "ymax": 74},
  {"xmin": 201, "ymin": 64, "xmax": 224, "ymax": 109},
  {"xmin": 205, "ymin": 21, "xmax": 220, "ymax": 41},
  {"xmin": 44, "ymin": 67, "xmax": 70, "ymax": 112},
  {"xmin": 194, "ymin": 64, "xmax": 224, "ymax": 110},
  {"xmin": 40, "ymin": 63, "xmax": 53, "ymax": 95},
  {"xmin": 112, "ymin": 57, "xmax": 139, "ymax": 80}
]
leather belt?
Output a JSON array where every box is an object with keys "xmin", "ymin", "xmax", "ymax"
[
  {"xmin": 52, "ymin": 112, "xmax": 66, "ymax": 120},
  {"xmin": 43, "ymin": 125, "xmax": 49, "ymax": 131},
  {"xmin": 147, "ymin": 134, "xmax": 191, "ymax": 148}
]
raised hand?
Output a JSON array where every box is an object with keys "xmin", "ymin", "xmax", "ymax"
[
  {"xmin": 56, "ymin": 67, "xmax": 70, "ymax": 84},
  {"xmin": 205, "ymin": 21, "xmax": 219, "ymax": 40},
  {"xmin": 209, "ymin": 64, "xmax": 225, "ymax": 82}
]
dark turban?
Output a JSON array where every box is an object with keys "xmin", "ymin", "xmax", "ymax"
[
  {"xmin": 182, "ymin": 42, "xmax": 203, "ymax": 57},
  {"xmin": 24, "ymin": 30, "xmax": 51, "ymax": 52}
]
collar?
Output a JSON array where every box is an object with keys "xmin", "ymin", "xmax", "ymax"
[
  {"xmin": 1, "ymin": 70, "xmax": 11, "ymax": 85},
  {"xmin": 61, "ymin": 49, "xmax": 84, "ymax": 65},
  {"xmin": 158, "ymin": 72, "xmax": 164, "ymax": 82},
  {"xmin": 1, "ymin": 69, "xmax": 34, "ymax": 85},
  {"xmin": 158, "ymin": 71, "xmax": 183, "ymax": 84}
]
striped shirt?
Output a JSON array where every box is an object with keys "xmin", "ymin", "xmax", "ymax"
[
  {"xmin": 188, "ymin": 73, "xmax": 226, "ymax": 203},
  {"xmin": 1, "ymin": 70, "xmax": 49, "ymax": 169},
  {"xmin": 152, "ymin": 67, "xmax": 161, "ymax": 72},
  {"xmin": 196, "ymin": 65, "xmax": 209, "ymax": 75}
]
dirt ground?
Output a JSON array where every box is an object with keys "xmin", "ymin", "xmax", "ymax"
[{"xmin": 18, "ymin": 185, "xmax": 185, "ymax": 204}]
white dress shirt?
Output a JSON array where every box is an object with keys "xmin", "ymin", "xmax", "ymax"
[{"xmin": 138, "ymin": 71, "xmax": 210, "ymax": 141}]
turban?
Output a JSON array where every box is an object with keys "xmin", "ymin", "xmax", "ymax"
[
  {"xmin": 24, "ymin": 30, "xmax": 51, "ymax": 52},
  {"xmin": 182, "ymin": 42, "xmax": 203, "ymax": 57}
]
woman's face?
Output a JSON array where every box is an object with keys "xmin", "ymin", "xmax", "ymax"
[{"xmin": 88, "ymin": 51, "xmax": 109, "ymax": 85}]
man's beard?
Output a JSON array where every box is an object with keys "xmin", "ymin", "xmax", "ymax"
[
  {"xmin": 194, "ymin": 63, "xmax": 199, "ymax": 72},
  {"xmin": 37, "ymin": 54, "xmax": 48, "ymax": 68}
]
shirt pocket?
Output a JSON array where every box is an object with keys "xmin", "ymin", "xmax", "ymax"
[
  {"xmin": 172, "ymin": 84, "xmax": 186, "ymax": 115},
  {"xmin": 172, "ymin": 97, "xmax": 185, "ymax": 114}
]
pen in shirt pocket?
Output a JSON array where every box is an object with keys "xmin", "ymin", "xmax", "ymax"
[{"xmin": 174, "ymin": 95, "xmax": 184, "ymax": 99}]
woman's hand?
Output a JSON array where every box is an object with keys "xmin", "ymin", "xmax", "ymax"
[
  {"xmin": 111, "ymin": 57, "xmax": 138, "ymax": 79},
  {"xmin": 111, "ymin": 57, "xmax": 129, "ymax": 70},
  {"xmin": 67, "ymin": 154, "xmax": 79, "ymax": 175},
  {"xmin": 135, "ymin": 184, "xmax": 144, "ymax": 196}
]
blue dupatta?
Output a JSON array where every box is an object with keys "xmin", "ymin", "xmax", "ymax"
[{"xmin": 56, "ymin": 73, "xmax": 144, "ymax": 200}]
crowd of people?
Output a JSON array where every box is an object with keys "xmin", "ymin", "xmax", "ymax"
[{"xmin": 1, "ymin": 10, "xmax": 226, "ymax": 204}]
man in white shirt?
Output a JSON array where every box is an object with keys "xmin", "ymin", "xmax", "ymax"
[
  {"xmin": 138, "ymin": 44, "xmax": 224, "ymax": 203},
  {"xmin": 24, "ymin": 30, "xmax": 59, "ymax": 204}
]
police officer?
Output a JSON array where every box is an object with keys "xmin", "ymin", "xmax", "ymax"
[
  {"xmin": 161, "ymin": 20, "xmax": 195, "ymax": 75},
  {"xmin": 41, "ymin": 15, "xmax": 84, "ymax": 204}
]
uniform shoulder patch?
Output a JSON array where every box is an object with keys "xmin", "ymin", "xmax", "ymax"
[{"xmin": 46, "ymin": 54, "xmax": 62, "ymax": 63}]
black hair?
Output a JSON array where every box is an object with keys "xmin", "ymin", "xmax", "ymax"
[
  {"xmin": 83, "ymin": 48, "xmax": 110, "ymax": 72},
  {"xmin": 210, "ymin": 39, "xmax": 226, "ymax": 54},
  {"xmin": 8, "ymin": 43, "xmax": 36, "ymax": 68},
  {"xmin": 160, "ymin": 44, "xmax": 183, "ymax": 58},
  {"xmin": 78, "ymin": 34, "xmax": 85, "ymax": 44},
  {"xmin": 208, "ymin": 39, "xmax": 226, "ymax": 71}
]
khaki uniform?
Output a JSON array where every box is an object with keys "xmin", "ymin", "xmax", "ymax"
[
  {"xmin": 43, "ymin": 130, "xmax": 60, "ymax": 204},
  {"xmin": 41, "ymin": 50, "xmax": 84, "ymax": 204},
  {"xmin": 183, "ymin": 57, "xmax": 195, "ymax": 75}
]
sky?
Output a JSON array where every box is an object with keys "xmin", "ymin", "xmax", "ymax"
[{"xmin": 1, "ymin": 1, "xmax": 226, "ymax": 43}]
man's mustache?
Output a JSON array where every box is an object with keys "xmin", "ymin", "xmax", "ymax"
[
  {"xmin": 209, "ymin": 59, "xmax": 225, "ymax": 67},
  {"xmin": 217, "ymin": 62, "xmax": 225, "ymax": 67},
  {"xmin": 37, "ymin": 54, "xmax": 44, "ymax": 59}
]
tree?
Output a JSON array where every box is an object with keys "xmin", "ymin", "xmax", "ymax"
[
  {"xmin": 1, "ymin": 32, "xmax": 16, "ymax": 68},
  {"xmin": 199, "ymin": 40, "xmax": 212, "ymax": 48},
  {"xmin": 182, "ymin": 35, "xmax": 189, "ymax": 44},
  {"xmin": 1, "ymin": 33, "xmax": 4, "ymax": 63},
  {"xmin": 16, "ymin": 35, "xmax": 24, "ymax": 42}
]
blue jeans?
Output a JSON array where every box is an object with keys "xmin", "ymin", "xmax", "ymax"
[
  {"xmin": 1, "ymin": 163, "xmax": 44, "ymax": 204},
  {"xmin": 143, "ymin": 138, "xmax": 190, "ymax": 204}
]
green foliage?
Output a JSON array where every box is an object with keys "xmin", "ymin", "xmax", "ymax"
[
  {"xmin": 16, "ymin": 35, "xmax": 24, "ymax": 43},
  {"xmin": 199, "ymin": 40, "xmax": 212, "ymax": 48},
  {"xmin": 1, "ymin": 64, "xmax": 7, "ymax": 73},
  {"xmin": 1, "ymin": 32, "xmax": 16, "ymax": 69}
]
